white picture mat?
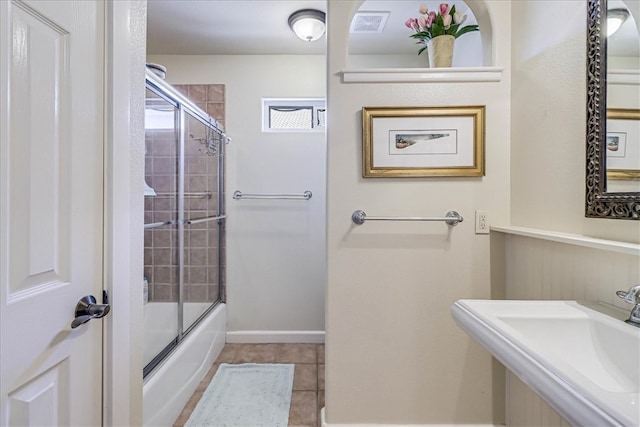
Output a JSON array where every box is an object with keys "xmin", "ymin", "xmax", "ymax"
[
  {"xmin": 607, "ymin": 118, "xmax": 640, "ymax": 170},
  {"xmin": 372, "ymin": 115, "xmax": 475, "ymax": 168}
]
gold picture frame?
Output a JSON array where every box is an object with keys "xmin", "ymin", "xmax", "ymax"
[
  {"xmin": 606, "ymin": 108, "xmax": 640, "ymax": 181},
  {"xmin": 362, "ymin": 106, "xmax": 485, "ymax": 178}
]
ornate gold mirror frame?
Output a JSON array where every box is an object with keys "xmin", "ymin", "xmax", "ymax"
[{"xmin": 586, "ymin": 0, "xmax": 640, "ymax": 219}]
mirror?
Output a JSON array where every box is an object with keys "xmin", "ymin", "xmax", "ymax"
[
  {"xmin": 586, "ymin": 0, "xmax": 640, "ymax": 219},
  {"xmin": 606, "ymin": 0, "xmax": 640, "ymax": 193}
]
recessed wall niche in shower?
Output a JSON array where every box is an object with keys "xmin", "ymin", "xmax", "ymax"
[{"xmin": 143, "ymin": 75, "xmax": 227, "ymax": 376}]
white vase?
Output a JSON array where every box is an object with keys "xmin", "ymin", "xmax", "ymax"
[{"xmin": 427, "ymin": 35, "xmax": 455, "ymax": 68}]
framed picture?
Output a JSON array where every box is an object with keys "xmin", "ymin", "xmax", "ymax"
[
  {"xmin": 606, "ymin": 108, "xmax": 640, "ymax": 181},
  {"xmin": 362, "ymin": 106, "xmax": 485, "ymax": 178}
]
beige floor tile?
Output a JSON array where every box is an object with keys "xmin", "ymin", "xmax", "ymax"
[
  {"xmin": 215, "ymin": 343, "xmax": 241, "ymax": 363},
  {"xmin": 276, "ymin": 343, "xmax": 317, "ymax": 364},
  {"xmin": 196, "ymin": 363, "xmax": 219, "ymax": 393},
  {"xmin": 288, "ymin": 391, "xmax": 317, "ymax": 427},
  {"xmin": 293, "ymin": 364, "xmax": 317, "ymax": 391},
  {"xmin": 317, "ymin": 364, "xmax": 324, "ymax": 391},
  {"xmin": 317, "ymin": 344, "xmax": 325, "ymax": 364},
  {"xmin": 233, "ymin": 343, "xmax": 279, "ymax": 363}
]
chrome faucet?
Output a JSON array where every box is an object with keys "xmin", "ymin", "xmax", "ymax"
[{"xmin": 616, "ymin": 285, "xmax": 640, "ymax": 327}]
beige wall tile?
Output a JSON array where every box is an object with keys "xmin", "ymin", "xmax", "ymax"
[
  {"xmin": 207, "ymin": 84, "xmax": 224, "ymax": 102},
  {"xmin": 187, "ymin": 84, "xmax": 206, "ymax": 102},
  {"xmin": 206, "ymin": 103, "xmax": 224, "ymax": 122}
]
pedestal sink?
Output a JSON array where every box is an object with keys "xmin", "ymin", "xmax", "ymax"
[{"xmin": 451, "ymin": 300, "xmax": 640, "ymax": 426}]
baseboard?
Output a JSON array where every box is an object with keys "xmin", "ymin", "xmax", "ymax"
[
  {"xmin": 320, "ymin": 408, "xmax": 505, "ymax": 427},
  {"xmin": 226, "ymin": 330, "xmax": 325, "ymax": 343}
]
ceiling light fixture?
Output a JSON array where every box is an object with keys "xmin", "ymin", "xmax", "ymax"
[
  {"xmin": 606, "ymin": 8, "xmax": 630, "ymax": 37},
  {"xmin": 288, "ymin": 9, "xmax": 326, "ymax": 42}
]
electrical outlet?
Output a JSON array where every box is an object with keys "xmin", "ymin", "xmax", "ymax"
[{"xmin": 475, "ymin": 210, "xmax": 490, "ymax": 234}]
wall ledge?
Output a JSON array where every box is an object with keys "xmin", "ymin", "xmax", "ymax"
[
  {"xmin": 608, "ymin": 69, "xmax": 640, "ymax": 85},
  {"xmin": 341, "ymin": 67, "xmax": 504, "ymax": 83},
  {"xmin": 491, "ymin": 225, "xmax": 640, "ymax": 256}
]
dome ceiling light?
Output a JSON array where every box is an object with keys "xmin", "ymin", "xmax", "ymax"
[
  {"xmin": 288, "ymin": 9, "xmax": 326, "ymax": 42},
  {"xmin": 606, "ymin": 8, "xmax": 630, "ymax": 37}
]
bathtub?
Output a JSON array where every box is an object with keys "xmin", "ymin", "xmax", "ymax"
[{"xmin": 142, "ymin": 302, "xmax": 226, "ymax": 426}]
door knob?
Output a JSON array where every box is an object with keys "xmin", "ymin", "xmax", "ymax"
[{"xmin": 71, "ymin": 291, "xmax": 110, "ymax": 329}]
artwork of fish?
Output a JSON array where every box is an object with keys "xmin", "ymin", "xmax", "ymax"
[{"xmin": 395, "ymin": 133, "xmax": 450, "ymax": 149}]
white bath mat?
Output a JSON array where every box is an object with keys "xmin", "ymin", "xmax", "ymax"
[{"xmin": 185, "ymin": 363, "xmax": 294, "ymax": 427}]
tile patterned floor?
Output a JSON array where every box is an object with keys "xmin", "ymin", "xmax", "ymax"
[{"xmin": 173, "ymin": 343, "xmax": 325, "ymax": 427}]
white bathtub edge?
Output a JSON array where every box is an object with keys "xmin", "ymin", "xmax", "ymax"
[
  {"xmin": 226, "ymin": 330, "xmax": 325, "ymax": 343},
  {"xmin": 143, "ymin": 303, "xmax": 226, "ymax": 426}
]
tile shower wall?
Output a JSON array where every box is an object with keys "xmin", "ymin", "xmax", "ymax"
[
  {"xmin": 144, "ymin": 84, "xmax": 226, "ymax": 303},
  {"xmin": 144, "ymin": 122, "xmax": 178, "ymax": 301}
]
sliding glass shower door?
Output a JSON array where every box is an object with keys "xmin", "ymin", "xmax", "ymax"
[
  {"xmin": 143, "ymin": 73, "xmax": 225, "ymax": 377},
  {"xmin": 181, "ymin": 112, "xmax": 224, "ymax": 333}
]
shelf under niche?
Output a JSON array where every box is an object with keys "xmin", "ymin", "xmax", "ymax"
[{"xmin": 341, "ymin": 66, "xmax": 504, "ymax": 83}]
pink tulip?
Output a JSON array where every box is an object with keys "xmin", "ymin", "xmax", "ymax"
[
  {"xmin": 418, "ymin": 15, "xmax": 428, "ymax": 29},
  {"xmin": 404, "ymin": 18, "xmax": 414, "ymax": 29},
  {"xmin": 439, "ymin": 3, "xmax": 450, "ymax": 15},
  {"xmin": 418, "ymin": 4, "xmax": 429, "ymax": 14},
  {"xmin": 426, "ymin": 11, "xmax": 437, "ymax": 26},
  {"xmin": 442, "ymin": 14, "xmax": 452, "ymax": 29}
]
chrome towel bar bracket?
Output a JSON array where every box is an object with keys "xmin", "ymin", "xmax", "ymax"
[{"xmin": 351, "ymin": 210, "xmax": 463, "ymax": 226}]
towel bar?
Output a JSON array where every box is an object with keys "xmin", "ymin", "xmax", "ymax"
[{"xmin": 351, "ymin": 210, "xmax": 463, "ymax": 226}]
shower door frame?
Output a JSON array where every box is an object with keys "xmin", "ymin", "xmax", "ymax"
[{"xmin": 143, "ymin": 71, "xmax": 226, "ymax": 377}]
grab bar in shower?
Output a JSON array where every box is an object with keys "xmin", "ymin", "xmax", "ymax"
[
  {"xmin": 143, "ymin": 214, "xmax": 226, "ymax": 229},
  {"xmin": 186, "ymin": 214, "xmax": 227, "ymax": 225},
  {"xmin": 233, "ymin": 190, "xmax": 312, "ymax": 200},
  {"xmin": 351, "ymin": 210, "xmax": 463, "ymax": 226},
  {"xmin": 144, "ymin": 220, "xmax": 174, "ymax": 229},
  {"xmin": 150, "ymin": 191, "xmax": 213, "ymax": 199}
]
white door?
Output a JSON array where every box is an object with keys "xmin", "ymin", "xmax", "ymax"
[{"xmin": 0, "ymin": 0, "xmax": 105, "ymax": 425}]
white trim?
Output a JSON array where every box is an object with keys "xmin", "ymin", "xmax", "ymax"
[
  {"xmin": 491, "ymin": 225, "xmax": 640, "ymax": 256},
  {"xmin": 226, "ymin": 330, "xmax": 325, "ymax": 343},
  {"xmin": 608, "ymin": 69, "xmax": 640, "ymax": 85},
  {"xmin": 320, "ymin": 409, "xmax": 504, "ymax": 427},
  {"xmin": 103, "ymin": 1, "xmax": 146, "ymax": 425},
  {"xmin": 341, "ymin": 67, "xmax": 503, "ymax": 83}
]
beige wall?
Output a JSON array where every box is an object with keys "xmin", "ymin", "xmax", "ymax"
[
  {"xmin": 506, "ymin": 2, "xmax": 640, "ymax": 425},
  {"xmin": 510, "ymin": 1, "xmax": 640, "ymax": 243},
  {"xmin": 147, "ymin": 54, "xmax": 327, "ymax": 332},
  {"xmin": 325, "ymin": 0, "xmax": 510, "ymax": 424}
]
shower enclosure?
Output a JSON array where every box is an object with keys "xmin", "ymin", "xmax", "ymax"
[{"xmin": 143, "ymin": 70, "xmax": 226, "ymax": 377}]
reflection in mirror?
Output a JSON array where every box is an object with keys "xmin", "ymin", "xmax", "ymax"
[
  {"xmin": 606, "ymin": 108, "xmax": 640, "ymax": 192},
  {"xmin": 606, "ymin": 0, "xmax": 640, "ymax": 193},
  {"xmin": 585, "ymin": 0, "xmax": 640, "ymax": 219}
]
